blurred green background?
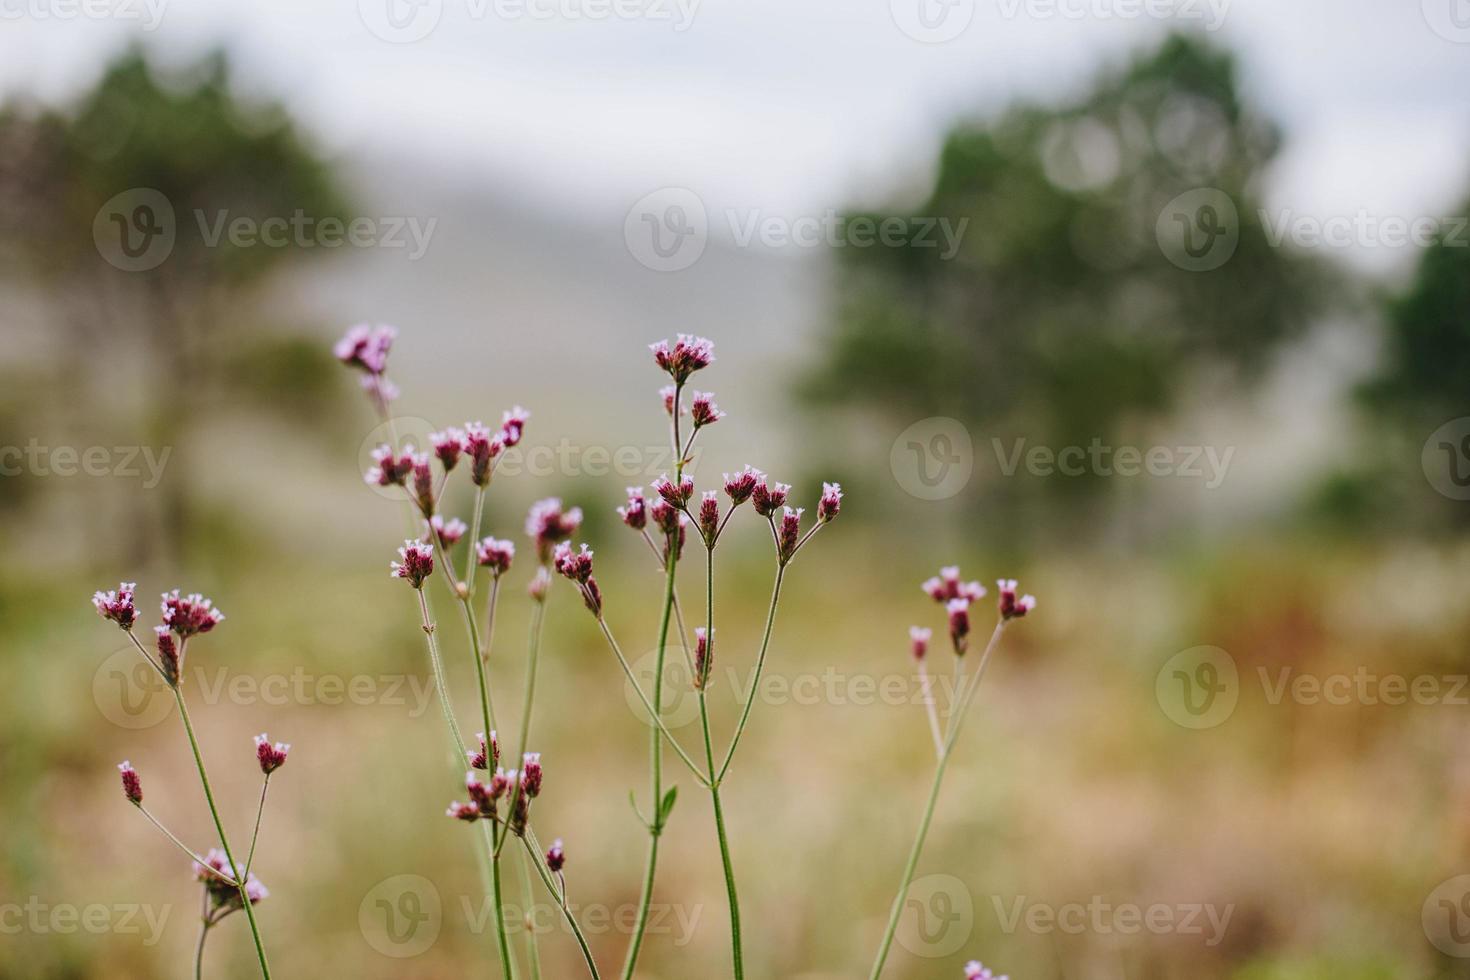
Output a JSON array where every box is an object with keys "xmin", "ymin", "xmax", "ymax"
[{"xmin": 3, "ymin": 7, "xmax": 1470, "ymax": 979}]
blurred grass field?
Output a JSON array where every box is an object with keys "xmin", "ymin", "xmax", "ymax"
[{"xmin": 6, "ymin": 501, "xmax": 1470, "ymax": 977}]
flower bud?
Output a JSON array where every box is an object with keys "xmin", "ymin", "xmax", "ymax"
[
  {"xmin": 429, "ymin": 515, "xmax": 467, "ymax": 550},
  {"xmin": 365, "ymin": 444, "xmax": 413, "ymax": 487},
  {"xmin": 752, "ymin": 479, "xmax": 790, "ymax": 517},
  {"xmin": 947, "ymin": 598, "xmax": 971, "ymax": 654},
  {"xmin": 694, "ymin": 628, "xmax": 713, "ymax": 689},
  {"xmin": 546, "ymin": 838, "xmax": 566, "ymax": 873},
  {"xmin": 618, "ymin": 487, "xmax": 648, "ymax": 530},
  {"xmin": 430, "ymin": 428, "xmax": 466, "ymax": 471},
  {"xmin": 411, "ymin": 452, "xmax": 435, "ymax": 516},
  {"xmin": 464, "ymin": 422, "xmax": 502, "ymax": 487},
  {"xmin": 997, "ymin": 579, "xmax": 1036, "ymax": 621},
  {"xmin": 161, "ymin": 591, "xmax": 225, "ymax": 638},
  {"xmin": 777, "ymin": 507, "xmax": 803, "ymax": 563},
  {"xmin": 155, "ymin": 626, "xmax": 180, "ymax": 686},
  {"xmin": 391, "ymin": 540, "xmax": 435, "ymax": 589},
  {"xmin": 91, "ymin": 582, "xmax": 137, "ymax": 630},
  {"xmin": 118, "ymin": 761, "xmax": 142, "ymax": 805},
  {"xmin": 254, "ymin": 734, "xmax": 290, "ymax": 775},
  {"xmin": 723, "ymin": 465, "xmax": 760, "ymax": 506},
  {"xmin": 649, "ymin": 334, "xmax": 715, "ymax": 383},
  {"xmin": 817, "ymin": 481, "xmax": 843, "ymax": 523},
  {"xmin": 690, "ymin": 390, "xmax": 724, "ymax": 428},
  {"xmin": 653, "ymin": 474, "xmax": 694, "ymax": 507},
  {"xmin": 526, "ymin": 498, "xmax": 583, "ymax": 562},
  {"xmin": 521, "ymin": 754, "xmax": 543, "ymax": 798},
  {"xmin": 469, "ymin": 731, "xmax": 499, "ymax": 771},
  {"xmin": 500, "ymin": 406, "xmax": 530, "ymax": 448},
  {"xmin": 909, "ymin": 626, "xmax": 932, "ymax": 661},
  {"xmin": 475, "ymin": 538, "xmax": 515, "ymax": 576},
  {"xmin": 698, "ymin": 492, "xmax": 720, "ymax": 543}
]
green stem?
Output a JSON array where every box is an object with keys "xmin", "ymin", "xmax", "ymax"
[
  {"xmin": 244, "ymin": 776, "xmax": 270, "ymax": 876},
  {"xmin": 620, "ymin": 546, "xmax": 679, "ymax": 980},
  {"xmin": 716, "ymin": 565, "xmax": 786, "ymax": 783},
  {"xmin": 700, "ymin": 546, "xmax": 743, "ymax": 979},
  {"xmin": 867, "ymin": 749, "xmax": 951, "ymax": 980},
  {"xmin": 194, "ymin": 890, "xmax": 210, "ymax": 980},
  {"xmin": 592, "ymin": 615, "xmax": 708, "ymax": 784},
  {"xmin": 523, "ymin": 831, "xmax": 601, "ymax": 980},
  {"xmin": 519, "ymin": 849, "xmax": 544, "ymax": 980},
  {"xmin": 868, "ymin": 622, "xmax": 1007, "ymax": 980},
  {"xmin": 133, "ymin": 805, "xmax": 233, "ymax": 884},
  {"xmin": 490, "ymin": 823, "xmax": 518, "ymax": 980},
  {"xmin": 416, "ymin": 588, "xmax": 467, "ymax": 753},
  {"xmin": 173, "ymin": 689, "xmax": 271, "ymax": 979}
]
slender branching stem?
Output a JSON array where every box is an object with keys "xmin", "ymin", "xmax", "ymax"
[
  {"xmin": 495, "ymin": 585, "xmax": 547, "ymax": 861},
  {"xmin": 173, "ymin": 687, "xmax": 271, "ymax": 979},
  {"xmin": 867, "ymin": 621, "xmax": 1007, "ymax": 980},
  {"xmin": 244, "ymin": 776, "xmax": 270, "ymax": 876},
  {"xmin": 620, "ymin": 540, "xmax": 679, "ymax": 980},
  {"xmin": 715, "ymin": 564, "xmax": 786, "ymax": 783},
  {"xmin": 489, "ymin": 821, "xmax": 518, "ymax": 980},
  {"xmin": 523, "ymin": 831, "xmax": 602, "ymax": 980},
  {"xmin": 122, "ymin": 629, "xmax": 167, "ymax": 682},
  {"xmin": 464, "ymin": 484, "xmax": 487, "ymax": 587},
  {"xmin": 483, "ymin": 575, "xmax": 503, "ymax": 664},
  {"xmin": 133, "ymin": 805, "xmax": 234, "ymax": 884},
  {"xmin": 699, "ymin": 545, "xmax": 744, "ymax": 979},
  {"xmin": 415, "ymin": 588, "xmax": 467, "ymax": 752},
  {"xmin": 518, "ymin": 851, "xmax": 544, "ymax": 980},
  {"xmin": 193, "ymin": 890, "xmax": 211, "ymax": 980},
  {"xmin": 592, "ymin": 614, "xmax": 709, "ymax": 786},
  {"xmin": 916, "ymin": 660, "xmax": 944, "ymax": 759}
]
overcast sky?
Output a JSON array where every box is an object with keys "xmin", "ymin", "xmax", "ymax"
[{"xmin": 3, "ymin": 0, "xmax": 1469, "ymax": 274}]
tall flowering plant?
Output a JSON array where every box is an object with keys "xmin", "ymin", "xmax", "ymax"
[
  {"xmin": 338, "ymin": 323, "xmax": 594, "ymax": 978},
  {"xmin": 91, "ymin": 586, "xmax": 288, "ymax": 978},
  {"xmin": 337, "ymin": 326, "xmax": 1036, "ymax": 980},
  {"xmin": 866, "ymin": 569, "xmax": 1034, "ymax": 979},
  {"xmin": 551, "ymin": 336, "xmax": 845, "ymax": 980}
]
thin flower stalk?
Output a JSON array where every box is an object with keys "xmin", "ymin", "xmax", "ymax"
[
  {"xmin": 868, "ymin": 572, "xmax": 1035, "ymax": 980},
  {"xmin": 92, "ymin": 584, "xmax": 279, "ymax": 979}
]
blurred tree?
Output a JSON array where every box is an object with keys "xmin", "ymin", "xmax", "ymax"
[
  {"xmin": 1359, "ymin": 201, "xmax": 1470, "ymax": 431},
  {"xmin": 805, "ymin": 34, "xmax": 1329, "ymax": 527},
  {"xmin": 1345, "ymin": 190, "xmax": 1470, "ymax": 529},
  {"xmin": 0, "ymin": 47, "xmax": 350, "ymax": 559}
]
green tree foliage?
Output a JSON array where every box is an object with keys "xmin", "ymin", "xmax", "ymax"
[
  {"xmin": 0, "ymin": 48, "xmax": 350, "ymax": 553},
  {"xmin": 807, "ymin": 34, "xmax": 1327, "ymax": 504}
]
